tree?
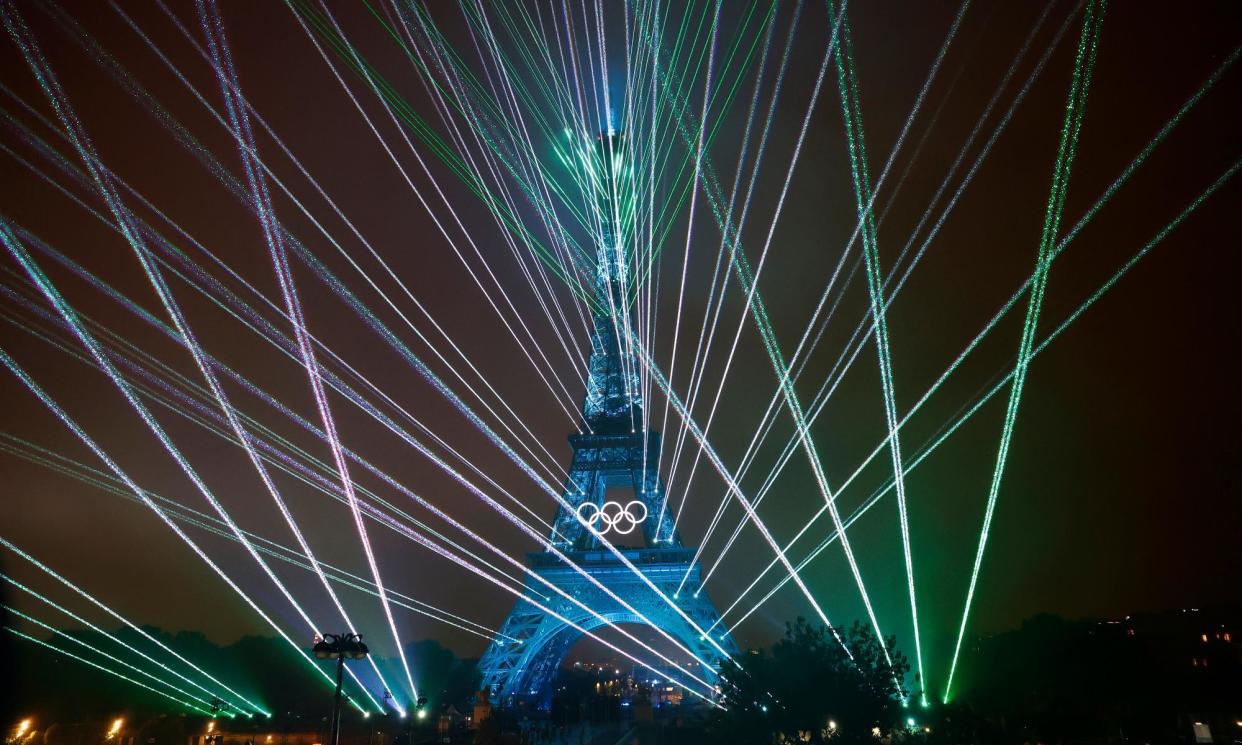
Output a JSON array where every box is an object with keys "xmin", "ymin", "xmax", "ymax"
[
  {"xmin": 716, "ymin": 618, "xmax": 913, "ymax": 744},
  {"xmin": 402, "ymin": 639, "xmax": 480, "ymax": 712}
]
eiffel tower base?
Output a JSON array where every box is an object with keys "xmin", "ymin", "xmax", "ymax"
[{"xmin": 477, "ymin": 546, "xmax": 736, "ymax": 709}]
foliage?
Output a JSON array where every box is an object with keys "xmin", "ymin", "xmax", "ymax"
[
  {"xmin": 403, "ymin": 638, "xmax": 480, "ymax": 711},
  {"xmin": 715, "ymin": 618, "xmax": 913, "ymax": 744}
]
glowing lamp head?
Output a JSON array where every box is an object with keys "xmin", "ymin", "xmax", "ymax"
[
  {"xmin": 416, "ymin": 710, "xmax": 427, "ymax": 721},
  {"xmin": 110, "ymin": 719, "xmax": 124, "ymax": 735},
  {"xmin": 827, "ymin": 720, "xmax": 837, "ymax": 731},
  {"xmin": 17, "ymin": 720, "xmax": 32, "ymax": 736},
  {"xmin": 207, "ymin": 722, "xmax": 215, "ymax": 733}
]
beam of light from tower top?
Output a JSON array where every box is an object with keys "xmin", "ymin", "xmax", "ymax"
[
  {"xmin": 5, "ymin": 627, "xmax": 215, "ymax": 715},
  {"xmin": 195, "ymin": 0, "xmax": 406, "ymax": 711},
  {"xmin": 827, "ymin": 2, "xmax": 931, "ymax": 702},
  {"xmin": 646, "ymin": 3, "xmax": 882, "ymax": 668},
  {"xmin": 2, "ymin": 601, "xmax": 225, "ymax": 714},
  {"xmin": 945, "ymin": 3, "xmax": 1104, "ymax": 701},
  {"xmin": 0, "ymin": 5, "xmax": 383, "ymax": 709},
  {"xmin": 0, "ymin": 328, "xmax": 351, "ymax": 714},
  {"xmin": 0, "ymin": 539, "xmax": 263, "ymax": 715},
  {"xmin": 17, "ymin": 266, "xmax": 721, "ymax": 681},
  {"xmin": 0, "ymin": 428, "xmax": 517, "ymax": 644},
  {"xmin": 5, "ymin": 2, "xmax": 394, "ymax": 711},
  {"xmin": 632, "ymin": 337, "xmax": 851, "ymax": 658},
  {"xmin": 697, "ymin": 0, "xmax": 1074, "ymax": 598},
  {"xmin": 108, "ymin": 0, "xmax": 590, "ymax": 478},
  {"xmin": 716, "ymin": 156, "xmax": 1239, "ymax": 640},
  {"xmin": 198, "ymin": 14, "xmax": 721, "ymax": 680}
]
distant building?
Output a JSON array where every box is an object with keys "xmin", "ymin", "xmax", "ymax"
[
  {"xmin": 471, "ymin": 689, "xmax": 492, "ymax": 730},
  {"xmin": 1116, "ymin": 608, "xmax": 1240, "ymax": 742}
]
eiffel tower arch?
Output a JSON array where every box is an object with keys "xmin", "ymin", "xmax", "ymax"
[{"xmin": 477, "ymin": 132, "xmax": 738, "ymax": 708}]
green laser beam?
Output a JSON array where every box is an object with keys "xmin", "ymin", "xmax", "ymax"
[
  {"xmin": 943, "ymin": 0, "xmax": 1106, "ymax": 700},
  {"xmin": 5, "ymin": 626, "xmax": 215, "ymax": 715}
]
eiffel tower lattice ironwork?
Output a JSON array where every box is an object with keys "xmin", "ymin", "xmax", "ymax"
[{"xmin": 477, "ymin": 132, "xmax": 738, "ymax": 708}]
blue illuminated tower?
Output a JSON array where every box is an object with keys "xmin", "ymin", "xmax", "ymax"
[{"xmin": 477, "ymin": 133, "xmax": 738, "ymax": 707}]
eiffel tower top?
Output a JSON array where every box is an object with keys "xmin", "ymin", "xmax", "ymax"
[{"xmin": 583, "ymin": 131, "xmax": 642, "ymax": 433}]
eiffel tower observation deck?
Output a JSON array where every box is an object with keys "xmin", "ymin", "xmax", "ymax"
[{"xmin": 477, "ymin": 132, "xmax": 738, "ymax": 708}]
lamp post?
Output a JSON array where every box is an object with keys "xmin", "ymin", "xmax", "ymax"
[
  {"xmin": 210, "ymin": 697, "xmax": 233, "ymax": 719},
  {"xmin": 312, "ymin": 633, "xmax": 369, "ymax": 745},
  {"xmin": 406, "ymin": 698, "xmax": 428, "ymax": 745}
]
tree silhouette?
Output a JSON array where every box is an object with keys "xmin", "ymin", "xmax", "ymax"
[{"xmin": 715, "ymin": 618, "xmax": 913, "ymax": 744}]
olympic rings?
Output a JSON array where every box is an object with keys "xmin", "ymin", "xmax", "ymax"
[{"xmin": 576, "ymin": 499, "xmax": 648, "ymax": 536}]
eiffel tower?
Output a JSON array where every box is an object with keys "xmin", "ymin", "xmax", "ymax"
[{"xmin": 477, "ymin": 132, "xmax": 738, "ymax": 707}]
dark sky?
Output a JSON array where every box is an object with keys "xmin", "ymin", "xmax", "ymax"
[{"xmin": 1, "ymin": 0, "xmax": 1239, "ymax": 700}]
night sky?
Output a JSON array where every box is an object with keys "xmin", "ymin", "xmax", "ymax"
[{"xmin": 1, "ymin": 0, "xmax": 1239, "ymax": 697}]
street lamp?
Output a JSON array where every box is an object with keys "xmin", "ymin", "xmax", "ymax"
[
  {"xmin": 406, "ymin": 697, "xmax": 428, "ymax": 745},
  {"xmin": 210, "ymin": 697, "xmax": 240, "ymax": 719},
  {"xmin": 312, "ymin": 633, "xmax": 369, "ymax": 745}
]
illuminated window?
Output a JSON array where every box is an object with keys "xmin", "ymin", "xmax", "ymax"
[
  {"xmin": 1201, "ymin": 634, "xmax": 1209, "ymax": 642},
  {"xmin": 1191, "ymin": 658, "xmax": 1199, "ymax": 667},
  {"xmin": 1225, "ymin": 632, "xmax": 1232, "ymax": 642}
]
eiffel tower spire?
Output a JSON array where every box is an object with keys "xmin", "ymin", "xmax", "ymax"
[{"xmin": 583, "ymin": 131, "xmax": 642, "ymax": 432}]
